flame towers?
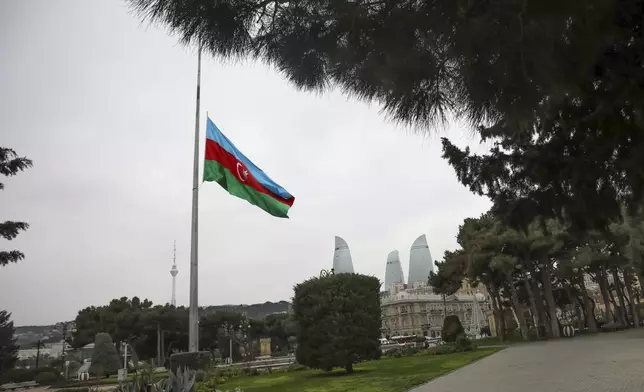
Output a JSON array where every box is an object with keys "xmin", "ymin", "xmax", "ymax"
[
  {"xmin": 333, "ymin": 236, "xmax": 355, "ymax": 273},
  {"xmin": 384, "ymin": 250, "xmax": 404, "ymax": 291},
  {"xmin": 408, "ymin": 234, "xmax": 433, "ymax": 286}
]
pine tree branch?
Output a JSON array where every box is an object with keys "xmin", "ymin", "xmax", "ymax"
[
  {"xmin": 0, "ymin": 147, "xmax": 33, "ymax": 177},
  {"xmin": 0, "ymin": 251, "xmax": 25, "ymax": 267},
  {"xmin": 0, "ymin": 221, "xmax": 29, "ymax": 240}
]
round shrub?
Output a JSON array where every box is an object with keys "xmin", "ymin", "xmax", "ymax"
[
  {"xmin": 441, "ymin": 315, "xmax": 465, "ymax": 343},
  {"xmin": 454, "ymin": 335, "xmax": 473, "ymax": 352}
]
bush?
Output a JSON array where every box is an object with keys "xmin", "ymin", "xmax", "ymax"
[
  {"xmin": 34, "ymin": 371, "xmax": 59, "ymax": 385},
  {"xmin": 285, "ymin": 364, "xmax": 307, "ymax": 372},
  {"xmin": 56, "ymin": 388, "xmax": 90, "ymax": 392},
  {"xmin": 195, "ymin": 370, "xmax": 207, "ymax": 382},
  {"xmin": 0, "ymin": 368, "xmax": 33, "ymax": 383},
  {"xmin": 441, "ymin": 315, "xmax": 465, "ymax": 343},
  {"xmin": 454, "ymin": 335, "xmax": 473, "ymax": 352},
  {"xmin": 0, "ymin": 366, "xmax": 62, "ymax": 384},
  {"xmin": 383, "ymin": 345, "xmax": 420, "ymax": 358},
  {"xmin": 428, "ymin": 344, "xmax": 457, "ymax": 355},
  {"xmin": 293, "ymin": 273, "xmax": 381, "ymax": 373},
  {"xmin": 240, "ymin": 368, "xmax": 259, "ymax": 377},
  {"xmin": 169, "ymin": 351, "xmax": 212, "ymax": 373},
  {"xmin": 89, "ymin": 333, "xmax": 121, "ymax": 377}
]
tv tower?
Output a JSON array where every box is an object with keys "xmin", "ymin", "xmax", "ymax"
[{"xmin": 170, "ymin": 241, "xmax": 178, "ymax": 306}]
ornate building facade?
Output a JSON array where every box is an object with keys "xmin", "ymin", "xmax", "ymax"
[{"xmin": 380, "ymin": 281, "xmax": 489, "ymax": 338}]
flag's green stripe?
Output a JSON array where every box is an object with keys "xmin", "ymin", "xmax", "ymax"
[{"xmin": 204, "ymin": 159, "xmax": 290, "ymax": 218}]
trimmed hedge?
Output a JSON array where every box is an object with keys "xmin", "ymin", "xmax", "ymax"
[
  {"xmin": 168, "ymin": 352, "xmax": 212, "ymax": 373},
  {"xmin": 0, "ymin": 367, "xmax": 61, "ymax": 384},
  {"xmin": 34, "ymin": 372, "xmax": 59, "ymax": 385}
]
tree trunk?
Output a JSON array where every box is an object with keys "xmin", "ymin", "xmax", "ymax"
[
  {"xmin": 489, "ymin": 283, "xmax": 505, "ymax": 342},
  {"xmin": 345, "ymin": 362, "xmax": 353, "ymax": 373},
  {"xmin": 612, "ymin": 269, "xmax": 629, "ymax": 325},
  {"xmin": 507, "ymin": 275, "xmax": 530, "ymax": 341},
  {"xmin": 527, "ymin": 262, "xmax": 552, "ymax": 337},
  {"xmin": 598, "ymin": 269, "xmax": 615, "ymax": 323},
  {"xmin": 492, "ymin": 285, "xmax": 507, "ymax": 342},
  {"xmin": 521, "ymin": 268, "xmax": 540, "ymax": 338},
  {"xmin": 541, "ymin": 263, "xmax": 561, "ymax": 337},
  {"xmin": 563, "ymin": 282, "xmax": 584, "ymax": 330},
  {"xmin": 579, "ymin": 277, "xmax": 598, "ymax": 332},
  {"xmin": 624, "ymin": 269, "xmax": 640, "ymax": 327},
  {"xmin": 156, "ymin": 323, "xmax": 161, "ymax": 366}
]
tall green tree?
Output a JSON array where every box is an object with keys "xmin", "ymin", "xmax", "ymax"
[
  {"xmin": 293, "ymin": 273, "xmax": 381, "ymax": 373},
  {"xmin": 1, "ymin": 147, "xmax": 32, "ymax": 267},
  {"xmin": 0, "ymin": 310, "xmax": 18, "ymax": 373},
  {"xmin": 89, "ymin": 333, "xmax": 121, "ymax": 377}
]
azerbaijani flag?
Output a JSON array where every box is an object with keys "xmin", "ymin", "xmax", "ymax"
[{"xmin": 203, "ymin": 117, "xmax": 295, "ymax": 218}]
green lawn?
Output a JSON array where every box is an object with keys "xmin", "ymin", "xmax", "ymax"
[{"xmin": 216, "ymin": 348, "xmax": 500, "ymax": 392}]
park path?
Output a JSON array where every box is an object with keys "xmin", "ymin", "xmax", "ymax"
[{"xmin": 410, "ymin": 328, "xmax": 644, "ymax": 392}]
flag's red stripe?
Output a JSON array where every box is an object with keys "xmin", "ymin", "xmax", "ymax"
[{"xmin": 205, "ymin": 138, "xmax": 295, "ymax": 207}]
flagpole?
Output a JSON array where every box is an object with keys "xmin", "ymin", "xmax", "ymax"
[{"xmin": 188, "ymin": 47, "xmax": 202, "ymax": 353}]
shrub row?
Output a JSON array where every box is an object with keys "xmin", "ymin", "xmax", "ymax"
[{"xmin": 0, "ymin": 367, "xmax": 62, "ymax": 384}]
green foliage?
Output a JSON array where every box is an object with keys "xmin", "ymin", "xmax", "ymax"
[
  {"xmin": 454, "ymin": 336, "xmax": 473, "ymax": 352},
  {"xmin": 284, "ymin": 364, "xmax": 306, "ymax": 372},
  {"xmin": 293, "ymin": 273, "xmax": 381, "ymax": 372},
  {"xmin": 0, "ymin": 367, "xmax": 61, "ymax": 384},
  {"xmin": 55, "ymin": 387, "xmax": 101, "ymax": 392},
  {"xmin": 72, "ymin": 298, "xmax": 296, "ymax": 363},
  {"xmin": 168, "ymin": 352, "xmax": 212, "ymax": 373},
  {"xmin": 0, "ymin": 310, "xmax": 18, "ymax": 373},
  {"xmin": 33, "ymin": 371, "xmax": 59, "ymax": 385},
  {"xmin": 428, "ymin": 250, "xmax": 466, "ymax": 295},
  {"xmin": 89, "ymin": 333, "xmax": 121, "ymax": 377},
  {"xmin": 441, "ymin": 316, "xmax": 464, "ymax": 343},
  {"xmin": 382, "ymin": 345, "xmax": 419, "ymax": 359},
  {"xmin": 0, "ymin": 147, "xmax": 32, "ymax": 266},
  {"xmin": 126, "ymin": 0, "xmax": 644, "ymax": 233}
]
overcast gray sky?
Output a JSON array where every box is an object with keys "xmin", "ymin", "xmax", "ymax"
[{"xmin": 0, "ymin": 0, "xmax": 491, "ymax": 326}]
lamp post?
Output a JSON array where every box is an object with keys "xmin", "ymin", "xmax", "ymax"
[
  {"xmin": 237, "ymin": 319, "xmax": 251, "ymax": 362},
  {"xmin": 54, "ymin": 322, "xmax": 75, "ymax": 379}
]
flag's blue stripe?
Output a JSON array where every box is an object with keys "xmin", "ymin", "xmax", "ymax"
[{"xmin": 206, "ymin": 117, "xmax": 293, "ymax": 200}]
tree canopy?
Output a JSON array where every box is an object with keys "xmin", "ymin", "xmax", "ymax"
[
  {"xmin": 71, "ymin": 297, "xmax": 297, "ymax": 363},
  {"xmin": 127, "ymin": 0, "xmax": 644, "ymax": 232},
  {"xmin": 293, "ymin": 273, "xmax": 381, "ymax": 373},
  {"xmin": 433, "ymin": 206, "xmax": 644, "ymax": 341},
  {"xmin": 0, "ymin": 310, "xmax": 18, "ymax": 374},
  {"xmin": 1, "ymin": 147, "xmax": 32, "ymax": 267}
]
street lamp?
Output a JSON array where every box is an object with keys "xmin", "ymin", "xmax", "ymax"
[
  {"xmin": 53, "ymin": 322, "xmax": 75, "ymax": 379},
  {"xmin": 237, "ymin": 319, "xmax": 251, "ymax": 361}
]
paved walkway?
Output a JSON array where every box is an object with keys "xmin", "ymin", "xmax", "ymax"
[{"xmin": 411, "ymin": 329, "xmax": 644, "ymax": 392}]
